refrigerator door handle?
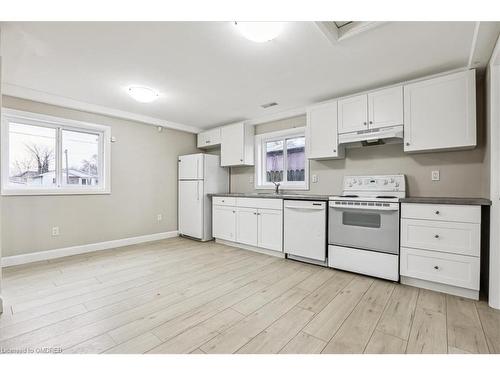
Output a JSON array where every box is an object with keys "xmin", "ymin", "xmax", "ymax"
[
  {"xmin": 196, "ymin": 158, "xmax": 200, "ymax": 179},
  {"xmin": 197, "ymin": 181, "xmax": 200, "ymax": 200}
]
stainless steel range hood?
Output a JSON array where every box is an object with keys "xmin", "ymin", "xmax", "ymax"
[{"xmin": 338, "ymin": 125, "xmax": 404, "ymax": 148}]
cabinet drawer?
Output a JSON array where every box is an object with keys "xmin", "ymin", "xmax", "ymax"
[
  {"xmin": 236, "ymin": 198, "xmax": 283, "ymax": 210},
  {"xmin": 400, "ymin": 247, "xmax": 480, "ymax": 290},
  {"xmin": 401, "ymin": 203, "xmax": 480, "ymax": 223},
  {"xmin": 401, "ymin": 218, "xmax": 480, "ymax": 257},
  {"xmin": 212, "ymin": 196, "xmax": 236, "ymax": 206}
]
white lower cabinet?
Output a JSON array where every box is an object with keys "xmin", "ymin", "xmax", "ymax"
[
  {"xmin": 257, "ymin": 209, "xmax": 283, "ymax": 251},
  {"xmin": 236, "ymin": 207, "xmax": 258, "ymax": 246},
  {"xmin": 400, "ymin": 203, "xmax": 481, "ymax": 299},
  {"xmin": 400, "ymin": 247, "xmax": 480, "ymax": 291},
  {"xmin": 401, "ymin": 218, "xmax": 480, "ymax": 257},
  {"xmin": 212, "ymin": 205, "xmax": 236, "ymax": 241},
  {"xmin": 213, "ymin": 197, "xmax": 283, "ymax": 254}
]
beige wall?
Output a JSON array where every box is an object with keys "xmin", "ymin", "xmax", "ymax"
[
  {"xmin": 1, "ymin": 96, "xmax": 198, "ymax": 257},
  {"xmin": 231, "ymin": 75, "xmax": 489, "ymax": 198}
]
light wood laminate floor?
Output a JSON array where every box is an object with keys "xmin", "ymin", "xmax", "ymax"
[{"xmin": 1, "ymin": 237, "xmax": 499, "ymax": 354}]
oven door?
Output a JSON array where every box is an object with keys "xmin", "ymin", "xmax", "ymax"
[{"xmin": 328, "ymin": 203, "xmax": 399, "ymax": 255}]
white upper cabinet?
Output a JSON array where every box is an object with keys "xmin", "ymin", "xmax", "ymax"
[
  {"xmin": 368, "ymin": 86, "xmax": 403, "ymax": 128},
  {"xmin": 338, "ymin": 87, "xmax": 403, "ymax": 135},
  {"xmin": 221, "ymin": 122, "xmax": 254, "ymax": 166},
  {"xmin": 306, "ymin": 101, "xmax": 344, "ymax": 160},
  {"xmin": 197, "ymin": 128, "xmax": 221, "ymax": 148},
  {"xmin": 338, "ymin": 94, "xmax": 368, "ymax": 134},
  {"xmin": 403, "ymin": 70, "xmax": 476, "ymax": 152}
]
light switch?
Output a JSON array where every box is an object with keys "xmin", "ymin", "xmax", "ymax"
[
  {"xmin": 431, "ymin": 170, "xmax": 440, "ymax": 181},
  {"xmin": 312, "ymin": 174, "xmax": 319, "ymax": 183}
]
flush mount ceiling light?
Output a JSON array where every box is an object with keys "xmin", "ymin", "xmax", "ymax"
[
  {"xmin": 234, "ymin": 22, "xmax": 285, "ymax": 43},
  {"xmin": 127, "ymin": 86, "xmax": 159, "ymax": 103}
]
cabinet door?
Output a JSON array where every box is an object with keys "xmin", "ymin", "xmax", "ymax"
[
  {"xmin": 368, "ymin": 86, "xmax": 403, "ymax": 129},
  {"xmin": 221, "ymin": 123, "xmax": 244, "ymax": 166},
  {"xmin": 197, "ymin": 128, "xmax": 221, "ymax": 148},
  {"xmin": 212, "ymin": 205, "xmax": 236, "ymax": 241},
  {"xmin": 236, "ymin": 207, "xmax": 258, "ymax": 246},
  {"xmin": 338, "ymin": 94, "xmax": 368, "ymax": 134},
  {"xmin": 306, "ymin": 102, "xmax": 343, "ymax": 159},
  {"xmin": 257, "ymin": 209, "xmax": 283, "ymax": 251},
  {"xmin": 404, "ymin": 70, "xmax": 476, "ymax": 152}
]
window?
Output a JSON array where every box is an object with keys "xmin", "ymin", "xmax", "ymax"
[
  {"xmin": 1, "ymin": 109, "xmax": 111, "ymax": 195},
  {"xmin": 255, "ymin": 128, "xmax": 309, "ymax": 190}
]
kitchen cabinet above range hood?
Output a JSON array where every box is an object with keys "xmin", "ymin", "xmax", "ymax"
[{"xmin": 338, "ymin": 125, "xmax": 404, "ymax": 148}]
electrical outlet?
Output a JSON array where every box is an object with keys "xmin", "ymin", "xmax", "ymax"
[
  {"xmin": 249, "ymin": 176, "xmax": 254, "ymax": 184},
  {"xmin": 312, "ymin": 174, "xmax": 319, "ymax": 183},
  {"xmin": 157, "ymin": 214, "xmax": 163, "ymax": 222},
  {"xmin": 431, "ymin": 170, "xmax": 440, "ymax": 181},
  {"xmin": 52, "ymin": 226, "xmax": 60, "ymax": 236}
]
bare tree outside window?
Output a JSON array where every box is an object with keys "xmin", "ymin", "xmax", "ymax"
[{"xmin": 8, "ymin": 122, "xmax": 56, "ymax": 186}]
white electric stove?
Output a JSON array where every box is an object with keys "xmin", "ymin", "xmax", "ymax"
[{"xmin": 328, "ymin": 175, "xmax": 406, "ymax": 281}]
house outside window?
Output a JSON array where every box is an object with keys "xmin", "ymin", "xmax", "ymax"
[
  {"xmin": 255, "ymin": 127, "xmax": 309, "ymax": 190},
  {"xmin": 1, "ymin": 109, "xmax": 111, "ymax": 195}
]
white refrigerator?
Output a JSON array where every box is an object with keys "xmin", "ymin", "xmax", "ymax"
[{"xmin": 178, "ymin": 153, "xmax": 229, "ymax": 241}]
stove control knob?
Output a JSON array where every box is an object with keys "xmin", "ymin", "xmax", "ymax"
[
  {"xmin": 390, "ymin": 178, "xmax": 395, "ymax": 183},
  {"xmin": 383, "ymin": 180, "xmax": 388, "ymax": 185},
  {"xmin": 395, "ymin": 182, "xmax": 400, "ymax": 187}
]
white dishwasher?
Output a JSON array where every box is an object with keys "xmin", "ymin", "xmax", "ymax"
[{"xmin": 284, "ymin": 200, "xmax": 327, "ymax": 265}]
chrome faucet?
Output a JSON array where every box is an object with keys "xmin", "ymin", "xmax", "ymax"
[{"xmin": 273, "ymin": 181, "xmax": 281, "ymax": 194}]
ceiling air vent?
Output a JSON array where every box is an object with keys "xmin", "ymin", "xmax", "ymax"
[
  {"xmin": 261, "ymin": 102, "xmax": 278, "ymax": 109},
  {"xmin": 315, "ymin": 21, "xmax": 386, "ymax": 45}
]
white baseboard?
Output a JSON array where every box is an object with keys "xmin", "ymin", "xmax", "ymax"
[{"xmin": 1, "ymin": 231, "xmax": 178, "ymax": 267}]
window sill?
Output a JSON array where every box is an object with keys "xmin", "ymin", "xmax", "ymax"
[{"xmin": 1, "ymin": 188, "xmax": 111, "ymax": 196}]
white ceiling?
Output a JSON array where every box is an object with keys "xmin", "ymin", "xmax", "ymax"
[{"xmin": 1, "ymin": 21, "xmax": 499, "ymax": 132}]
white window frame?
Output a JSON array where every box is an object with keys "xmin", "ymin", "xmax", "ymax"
[
  {"xmin": 254, "ymin": 127, "xmax": 309, "ymax": 190},
  {"xmin": 1, "ymin": 108, "xmax": 111, "ymax": 196}
]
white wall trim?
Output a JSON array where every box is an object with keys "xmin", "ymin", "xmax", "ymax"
[
  {"xmin": 1, "ymin": 230, "xmax": 178, "ymax": 267},
  {"xmin": 468, "ymin": 22, "xmax": 481, "ymax": 69},
  {"xmin": 488, "ymin": 33, "xmax": 500, "ymax": 309},
  {"xmin": 1, "ymin": 83, "xmax": 201, "ymax": 134}
]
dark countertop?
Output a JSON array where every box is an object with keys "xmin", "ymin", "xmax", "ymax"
[
  {"xmin": 208, "ymin": 192, "xmax": 331, "ymax": 201},
  {"xmin": 400, "ymin": 197, "xmax": 491, "ymax": 206}
]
